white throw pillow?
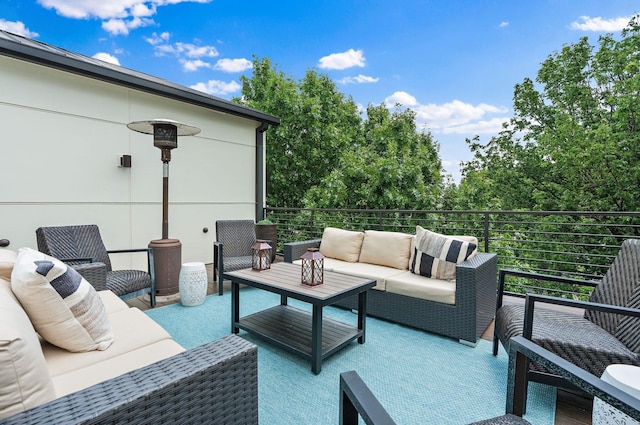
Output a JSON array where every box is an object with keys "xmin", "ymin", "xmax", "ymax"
[
  {"xmin": 409, "ymin": 226, "xmax": 478, "ymax": 281},
  {"xmin": 319, "ymin": 227, "xmax": 365, "ymax": 262},
  {"xmin": 358, "ymin": 230, "xmax": 413, "ymax": 270},
  {"xmin": 0, "ymin": 277, "xmax": 56, "ymax": 420},
  {"xmin": 11, "ymin": 248, "xmax": 114, "ymax": 352},
  {"xmin": 0, "ymin": 248, "xmax": 16, "ymax": 281}
]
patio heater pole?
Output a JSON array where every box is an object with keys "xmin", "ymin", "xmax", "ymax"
[{"xmin": 127, "ymin": 119, "xmax": 200, "ymax": 299}]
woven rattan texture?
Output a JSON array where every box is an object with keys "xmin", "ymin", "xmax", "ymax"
[
  {"xmin": 334, "ymin": 252, "xmax": 498, "ymax": 344},
  {"xmin": 495, "ymin": 304, "xmax": 640, "ymax": 377},
  {"xmin": 585, "ymin": 239, "xmax": 640, "ymax": 334},
  {"xmin": 284, "ymin": 239, "xmax": 498, "ymax": 344},
  {"xmin": 35, "ymin": 225, "xmax": 152, "ymax": 299},
  {"xmin": 2, "ymin": 335, "xmax": 258, "ymax": 425},
  {"xmin": 216, "ymin": 220, "xmax": 256, "ymax": 258}
]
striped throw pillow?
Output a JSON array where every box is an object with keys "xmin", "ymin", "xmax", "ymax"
[
  {"xmin": 11, "ymin": 247, "xmax": 114, "ymax": 352},
  {"xmin": 410, "ymin": 226, "xmax": 477, "ymax": 281}
]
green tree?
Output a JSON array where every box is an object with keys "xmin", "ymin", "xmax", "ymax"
[
  {"xmin": 302, "ymin": 104, "xmax": 443, "ymax": 210},
  {"xmin": 458, "ymin": 16, "xmax": 640, "ymax": 213},
  {"xmin": 235, "ymin": 57, "xmax": 361, "ymax": 208}
]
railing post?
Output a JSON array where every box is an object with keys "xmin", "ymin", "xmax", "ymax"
[
  {"xmin": 310, "ymin": 209, "xmax": 315, "ymax": 237},
  {"xmin": 484, "ymin": 212, "xmax": 490, "ymax": 253}
]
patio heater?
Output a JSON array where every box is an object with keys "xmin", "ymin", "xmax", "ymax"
[{"xmin": 127, "ymin": 119, "xmax": 201, "ymax": 298}]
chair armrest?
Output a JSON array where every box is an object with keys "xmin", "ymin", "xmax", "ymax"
[
  {"xmin": 72, "ymin": 262, "xmax": 107, "ymax": 291},
  {"xmin": 497, "ymin": 269, "xmax": 599, "ymax": 309},
  {"xmin": 3, "ymin": 335, "xmax": 258, "ymax": 425},
  {"xmin": 507, "ymin": 336, "xmax": 640, "ymax": 420},
  {"xmin": 521, "ymin": 293, "xmax": 640, "ymax": 339},
  {"xmin": 339, "ymin": 371, "xmax": 397, "ymax": 425},
  {"xmin": 284, "ymin": 239, "xmax": 322, "ymax": 263}
]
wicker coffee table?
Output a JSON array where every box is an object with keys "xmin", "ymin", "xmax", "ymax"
[{"xmin": 223, "ymin": 262, "xmax": 376, "ymax": 374}]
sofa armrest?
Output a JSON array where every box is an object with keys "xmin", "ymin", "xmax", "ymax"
[
  {"xmin": 284, "ymin": 239, "xmax": 322, "ymax": 263},
  {"xmin": 2, "ymin": 335, "xmax": 258, "ymax": 425},
  {"xmin": 72, "ymin": 262, "xmax": 108, "ymax": 291},
  {"xmin": 455, "ymin": 252, "xmax": 497, "ymax": 304}
]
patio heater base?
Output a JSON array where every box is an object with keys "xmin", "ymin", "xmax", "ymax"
[{"xmin": 149, "ymin": 238, "xmax": 182, "ymax": 296}]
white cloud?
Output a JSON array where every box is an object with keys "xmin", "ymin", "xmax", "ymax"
[
  {"xmin": 181, "ymin": 59, "xmax": 211, "ymax": 72},
  {"xmin": 190, "ymin": 79, "xmax": 241, "ymax": 96},
  {"xmin": 214, "ymin": 58, "xmax": 253, "ymax": 73},
  {"xmin": 339, "ymin": 74, "xmax": 379, "ymax": 84},
  {"xmin": 145, "ymin": 34, "xmax": 220, "ymax": 72},
  {"xmin": 499, "ymin": 21, "xmax": 509, "ymax": 28},
  {"xmin": 385, "ymin": 94, "xmax": 510, "ymax": 135},
  {"xmin": 318, "ymin": 48, "xmax": 365, "ymax": 70},
  {"xmin": 145, "ymin": 31, "xmax": 170, "ymax": 45},
  {"xmin": 0, "ymin": 19, "xmax": 39, "ymax": 37},
  {"xmin": 384, "ymin": 91, "xmax": 418, "ymax": 108},
  {"xmin": 92, "ymin": 52, "xmax": 120, "ymax": 65},
  {"xmin": 36, "ymin": 0, "xmax": 211, "ymax": 34},
  {"xmin": 570, "ymin": 15, "xmax": 631, "ymax": 32}
]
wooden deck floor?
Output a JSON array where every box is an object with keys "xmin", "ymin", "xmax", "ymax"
[{"xmin": 127, "ymin": 263, "xmax": 593, "ymax": 424}]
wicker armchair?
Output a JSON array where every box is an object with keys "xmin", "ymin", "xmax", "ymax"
[
  {"xmin": 339, "ymin": 336, "xmax": 640, "ymax": 425},
  {"xmin": 35, "ymin": 225, "xmax": 156, "ymax": 307},
  {"xmin": 214, "ymin": 220, "xmax": 264, "ymax": 296},
  {"xmin": 493, "ymin": 239, "xmax": 640, "ymax": 390},
  {"xmin": 1, "ymin": 335, "xmax": 258, "ymax": 425}
]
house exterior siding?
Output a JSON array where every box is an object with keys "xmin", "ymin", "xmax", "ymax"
[{"xmin": 0, "ymin": 52, "xmax": 273, "ymax": 269}]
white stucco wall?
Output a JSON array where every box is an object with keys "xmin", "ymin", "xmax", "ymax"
[{"xmin": 1, "ymin": 55, "xmax": 263, "ymax": 269}]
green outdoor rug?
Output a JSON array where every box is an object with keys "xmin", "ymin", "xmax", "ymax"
[{"xmin": 146, "ymin": 288, "xmax": 556, "ymax": 424}]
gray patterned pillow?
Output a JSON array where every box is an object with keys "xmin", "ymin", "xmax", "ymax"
[
  {"xmin": 410, "ymin": 226, "xmax": 477, "ymax": 281},
  {"xmin": 11, "ymin": 247, "xmax": 114, "ymax": 352}
]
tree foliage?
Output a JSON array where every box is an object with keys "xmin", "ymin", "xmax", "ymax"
[
  {"xmin": 303, "ymin": 104, "xmax": 443, "ymax": 210},
  {"xmin": 235, "ymin": 57, "xmax": 361, "ymax": 208},
  {"xmin": 457, "ymin": 16, "xmax": 640, "ymax": 213},
  {"xmin": 236, "ymin": 57, "xmax": 444, "ymax": 210}
]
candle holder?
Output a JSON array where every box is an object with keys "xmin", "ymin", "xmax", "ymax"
[
  {"xmin": 251, "ymin": 239, "xmax": 272, "ymax": 271},
  {"xmin": 301, "ymin": 247, "xmax": 324, "ymax": 286}
]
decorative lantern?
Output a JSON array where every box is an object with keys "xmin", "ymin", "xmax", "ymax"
[
  {"xmin": 251, "ymin": 240, "xmax": 272, "ymax": 271},
  {"xmin": 301, "ymin": 248, "xmax": 324, "ymax": 286}
]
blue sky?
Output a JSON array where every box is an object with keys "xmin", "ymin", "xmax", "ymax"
[{"xmin": 1, "ymin": 1, "xmax": 638, "ymax": 182}]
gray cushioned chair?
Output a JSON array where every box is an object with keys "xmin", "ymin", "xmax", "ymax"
[
  {"xmin": 493, "ymin": 239, "xmax": 640, "ymax": 390},
  {"xmin": 213, "ymin": 219, "xmax": 260, "ymax": 295},
  {"xmin": 339, "ymin": 336, "xmax": 640, "ymax": 425},
  {"xmin": 36, "ymin": 224, "xmax": 155, "ymax": 307}
]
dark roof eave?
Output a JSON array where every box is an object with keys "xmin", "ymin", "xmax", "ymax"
[{"xmin": 0, "ymin": 36, "xmax": 280, "ymax": 127}]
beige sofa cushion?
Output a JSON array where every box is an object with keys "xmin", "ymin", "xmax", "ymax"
[
  {"xmin": 52, "ymin": 339, "xmax": 185, "ymax": 397},
  {"xmin": 0, "ymin": 277, "xmax": 56, "ymax": 420},
  {"xmin": 43, "ymin": 307, "xmax": 173, "ymax": 377},
  {"xmin": 386, "ymin": 271, "xmax": 456, "ymax": 305},
  {"xmin": 358, "ymin": 230, "xmax": 413, "ymax": 270},
  {"xmin": 330, "ymin": 262, "xmax": 406, "ymax": 291},
  {"xmin": 409, "ymin": 226, "xmax": 478, "ymax": 281},
  {"xmin": 11, "ymin": 248, "xmax": 114, "ymax": 352},
  {"xmin": 0, "ymin": 248, "xmax": 16, "ymax": 281},
  {"xmin": 98, "ymin": 290, "xmax": 130, "ymax": 315},
  {"xmin": 319, "ymin": 227, "xmax": 364, "ymax": 262}
]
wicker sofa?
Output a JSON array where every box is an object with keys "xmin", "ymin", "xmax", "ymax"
[
  {"xmin": 0, "ymin": 247, "xmax": 258, "ymax": 424},
  {"xmin": 284, "ymin": 227, "xmax": 498, "ymax": 346}
]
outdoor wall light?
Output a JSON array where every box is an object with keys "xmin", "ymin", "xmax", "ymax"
[
  {"xmin": 127, "ymin": 118, "xmax": 200, "ymax": 297},
  {"xmin": 301, "ymin": 247, "xmax": 324, "ymax": 286}
]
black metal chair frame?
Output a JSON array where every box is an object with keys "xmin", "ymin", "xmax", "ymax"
[
  {"xmin": 493, "ymin": 268, "xmax": 640, "ymax": 390},
  {"xmin": 339, "ymin": 336, "xmax": 640, "ymax": 425}
]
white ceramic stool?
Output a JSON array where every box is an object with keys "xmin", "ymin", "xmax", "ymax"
[
  {"xmin": 179, "ymin": 262, "xmax": 208, "ymax": 307},
  {"xmin": 593, "ymin": 364, "xmax": 640, "ymax": 425}
]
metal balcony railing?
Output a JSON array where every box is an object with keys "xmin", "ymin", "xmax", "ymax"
[{"xmin": 264, "ymin": 207, "xmax": 640, "ymax": 298}]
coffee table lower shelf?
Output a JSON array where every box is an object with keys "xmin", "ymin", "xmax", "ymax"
[{"xmin": 236, "ymin": 304, "xmax": 362, "ymax": 360}]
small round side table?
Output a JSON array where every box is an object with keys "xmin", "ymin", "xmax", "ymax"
[
  {"xmin": 179, "ymin": 262, "xmax": 208, "ymax": 307},
  {"xmin": 593, "ymin": 364, "xmax": 640, "ymax": 425}
]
